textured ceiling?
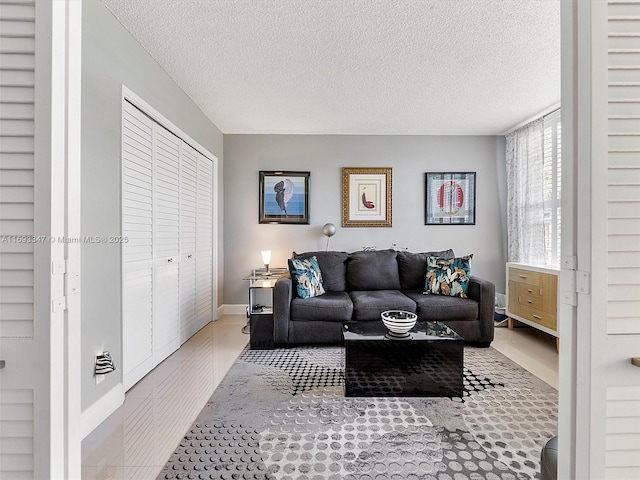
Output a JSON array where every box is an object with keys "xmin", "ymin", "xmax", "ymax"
[{"xmin": 100, "ymin": 0, "xmax": 561, "ymax": 135}]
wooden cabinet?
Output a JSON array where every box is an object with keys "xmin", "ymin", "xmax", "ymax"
[{"xmin": 506, "ymin": 263, "xmax": 559, "ymax": 338}]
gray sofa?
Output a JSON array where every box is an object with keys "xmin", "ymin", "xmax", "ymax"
[{"xmin": 273, "ymin": 249, "xmax": 495, "ymax": 346}]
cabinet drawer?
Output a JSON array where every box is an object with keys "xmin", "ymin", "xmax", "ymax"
[
  {"xmin": 517, "ymin": 304, "xmax": 557, "ymax": 331},
  {"xmin": 519, "ymin": 291, "xmax": 542, "ymax": 309},
  {"xmin": 509, "ymin": 267, "xmax": 543, "ymax": 286},
  {"xmin": 518, "ymin": 283, "xmax": 542, "ymax": 298}
]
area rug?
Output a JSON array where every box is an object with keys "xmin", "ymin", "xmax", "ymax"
[{"xmin": 158, "ymin": 346, "xmax": 557, "ymax": 480}]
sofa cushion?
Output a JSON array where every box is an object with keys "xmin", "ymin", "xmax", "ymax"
[
  {"xmin": 396, "ymin": 249, "xmax": 455, "ymax": 290},
  {"xmin": 293, "ymin": 251, "xmax": 348, "ymax": 292},
  {"xmin": 425, "ymin": 255, "xmax": 473, "ymax": 298},
  {"xmin": 290, "ymin": 292, "xmax": 353, "ymax": 322},
  {"xmin": 288, "ymin": 256, "xmax": 325, "ymax": 299},
  {"xmin": 349, "ymin": 290, "xmax": 416, "ymax": 321},
  {"xmin": 405, "ymin": 290, "xmax": 478, "ymax": 321},
  {"xmin": 346, "ymin": 249, "xmax": 401, "ymax": 291}
]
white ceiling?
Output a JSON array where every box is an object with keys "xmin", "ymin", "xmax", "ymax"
[{"xmin": 100, "ymin": 0, "xmax": 561, "ymax": 135}]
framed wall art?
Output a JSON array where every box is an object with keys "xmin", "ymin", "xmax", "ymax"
[
  {"xmin": 425, "ymin": 172, "xmax": 476, "ymax": 225},
  {"xmin": 342, "ymin": 167, "xmax": 392, "ymax": 227},
  {"xmin": 259, "ymin": 171, "xmax": 310, "ymax": 224}
]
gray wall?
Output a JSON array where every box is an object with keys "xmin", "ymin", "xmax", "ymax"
[
  {"xmin": 81, "ymin": 0, "xmax": 224, "ymax": 411},
  {"xmin": 224, "ymin": 135, "xmax": 507, "ymax": 305}
]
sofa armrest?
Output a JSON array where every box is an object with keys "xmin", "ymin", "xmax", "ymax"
[
  {"xmin": 273, "ymin": 271, "xmax": 293, "ymax": 344},
  {"xmin": 468, "ymin": 276, "xmax": 496, "ymax": 345}
]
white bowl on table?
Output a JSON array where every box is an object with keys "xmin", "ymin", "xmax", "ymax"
[{"xmin": 381, "ymin": 310, "xmax": 417, "ymax": 335}]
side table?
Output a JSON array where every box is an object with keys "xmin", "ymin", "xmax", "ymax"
[{"xmin": 242, "ymin": 268, "xmax": 286, "ymax": 349}]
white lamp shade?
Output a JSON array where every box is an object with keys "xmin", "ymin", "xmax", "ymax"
[{"xmin": 261, "ymin": 250, "xmax": 271, "ymax": 265}]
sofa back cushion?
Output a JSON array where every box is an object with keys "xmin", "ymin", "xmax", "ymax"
[
  {"xmin": 293, "ymin": 251, "xmax": 348, "ymax": 292},
  {"xmin": 346, "ymin": 249, "xmax": 401, "ymax": 291},
  {"xmin": 396, "ymin": 249, "xmax": 455, "ymax": 290}
]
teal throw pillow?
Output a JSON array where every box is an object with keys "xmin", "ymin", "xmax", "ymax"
[
  {"xmin": 289, "ymin": 256, "xmax": 325, "ymax": 299},
  {"xmin": 424, "ymin": 255, "xmax": 473, "ymax": 298}
]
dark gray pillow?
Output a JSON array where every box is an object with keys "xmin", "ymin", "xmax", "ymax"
[
  {"xmin": 396, "ymin": 249, "xmax": 455, "ymax": 290},
  {"xmin": 346, "ymin": 249, "xmax": 401, "ymax": 291},
  {"xmin": 293, "ymin": 251, "xmax": 348, "ymax": 292}
]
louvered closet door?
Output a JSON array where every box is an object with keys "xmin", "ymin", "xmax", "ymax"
[
  {"xmin": 122, "ymin": 101, "xmax": 154, "ymax": 390},
  {"xmin": 196, "ymin": 153, "xmax": 213, "ymax": 330},
  {"xmin": 152, "ymin": 124, "xmax": 181, "ymax": 365},
  {"xmin": 605, "ymin": 2, "xmax": 640, "ymax": 477},
  {"xmin": 179, "ymin": 143, "xmax": 197, "ymax": 343},
  {"xmin": 0, "ymin": 3, "xmax": 36, "ymax": 478}
]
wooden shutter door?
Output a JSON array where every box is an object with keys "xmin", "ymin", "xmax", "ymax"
[
  {"xmin": 179, "ymin": 142, "xmax": 197, "ymax": 343},
  {"xmin": 152, "ymin": 124, "xmax": 181, "ymax": 365},
  {"xmin": 121, "ymin": 101, "xmax": 154, "ymax": 390},
  {"xmin": 196, "ymin": 153, "xmax": 213, "ymax": 330}
]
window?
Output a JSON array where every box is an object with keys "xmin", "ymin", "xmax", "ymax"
[
  {"xmin": 506, "ymin": 109, "xmax": 562, "ymax": 268},
  {"xmin": 542, "ymin": 110, "xmax": 561, "ymax": 268}
]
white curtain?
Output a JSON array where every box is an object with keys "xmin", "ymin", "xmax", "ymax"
[{"xmin": 506, "ymin": 118, "xmax": 545, "ymax": 265}]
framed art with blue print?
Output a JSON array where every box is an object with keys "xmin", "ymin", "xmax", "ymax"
[{"xmin": 259, "ymin": 171, "xmax": 310, "ymax": 224}]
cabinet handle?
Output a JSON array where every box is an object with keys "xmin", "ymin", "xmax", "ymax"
[
  {"xmin": 632, "ymin": 358, "xmax": 640, "ymax": 368},
  {"xmin": 0, "ymin": 360, "xmax": 5, "ymax": 369},
  {"xmin": 188, "ymin": 254, "xmax": 192, "ymax": 259},
  {"xmin": 527, "ymin": 288, "xmax": 533, "ymax": 293},
  {"xmin": 519, "ymin": 274, "xmax": 527, "ymax": 279},
  {"xmin": 533, "ymin": 314, "xmax": 542, "ymax": 320},
  {"xmin": 527, "ymin": 300, "xmax": 533, "ymax": 304},
  {"xmin": 167, "ymin": 258, "xmax": 173, "ymax": 263}
]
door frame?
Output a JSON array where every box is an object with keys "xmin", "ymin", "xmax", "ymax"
[
  {"xmin": 38, "ymin": 0, "xmax": 83, "ymax": 478},
  {"xmin": 51, "ymin": 1, "xmax": 603, "ymax": 477},
  {"xmin": 559, "ymin": 0, "xmax": 609, "ymax": 478}
]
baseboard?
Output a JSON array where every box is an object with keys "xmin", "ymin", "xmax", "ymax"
[
  {"xmin": 80, "ymin": 382, "xmax": 125, "ymax": 440},
  {"xmin": 221, "ymin": 304, "xmax": 248, "ymax": 316}
]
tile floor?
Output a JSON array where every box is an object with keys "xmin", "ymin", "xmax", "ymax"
[
  {"xmin": 81, "ymin": 317, "xmax": 559, "ymax": 479},
  {"xmin": 492, "ymin": 322, "xmax": 559, "ymax": 390},
  {"xmin": 81, "ymin": 315, "xmax": 249, "ymax": 480}
]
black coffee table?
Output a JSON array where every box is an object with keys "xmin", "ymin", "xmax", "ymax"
[{"xmin": 342, "ymin": 321, "xmax": 464, "ymax": 397}]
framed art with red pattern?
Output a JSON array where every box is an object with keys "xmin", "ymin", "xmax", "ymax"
[{"xmin": 425, "ymin": 172, "xmax": 476, "ymax": 225}]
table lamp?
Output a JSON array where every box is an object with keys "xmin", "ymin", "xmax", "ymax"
[{"xmin": 261, "ymin": 250, "xmax": 271, "ymax": 274}]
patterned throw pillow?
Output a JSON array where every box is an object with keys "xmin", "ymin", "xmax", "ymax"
[
  {"xmin": 424, "ymin": 255, "xmax": 473, "ymax": 298},
  {"xmin": 288, "ymin": 256, "xmax": 326, "ymax": 299}
]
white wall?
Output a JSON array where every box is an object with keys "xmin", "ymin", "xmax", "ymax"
[
  {"xmin": 223, "ymin": 134, "xmax": 507, "ymax": 305},
  {"xmin": 81, "ymin": 0, "xmax": 224, "ymax": 412}
]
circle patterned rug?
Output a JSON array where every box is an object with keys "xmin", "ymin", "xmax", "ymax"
[{"xmin": 158, "ymin": 346, "xmax": 557, "ymax": 480}]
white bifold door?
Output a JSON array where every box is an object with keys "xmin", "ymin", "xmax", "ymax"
[
  {"xmin": 0, "ymin": 3, "xmax": 37, "ymax": 477},
  {"xmin": 601, "ymin": 3, "xmax": 640, "ymax": 476},
  {"xmin": 196, "ymin": 155, "xmax": 213, "ymax": 331},
  {"xmin": 122, "ymin": 100, "xmax": 214, "ymax": 391},
  {"xmin": 121, "ymin": 103, "xmax": 155, "ymax": 389},
  {"xmin": 152, "ymin": 124, "xmax": 181, "ymax": 364},
  {"xmin": 179, "ymin": 143, "xmax": 198, "ymax": 343}
]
